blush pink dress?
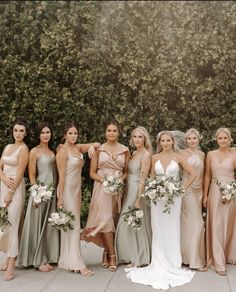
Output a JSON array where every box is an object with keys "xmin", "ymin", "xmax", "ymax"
[{"xmin": 84, "ymin": 144, "xmax": 128, "ymax": 247}]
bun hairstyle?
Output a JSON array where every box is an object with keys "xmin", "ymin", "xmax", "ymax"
[
  {"xmin": 12, "ymin": 117, "xmax": 29, "ymax": 144},
  {"xmin": 130, "ymin": 126, "xmax": 153, "ymax": 154},
  {"xmin": 34, "ymin": 122, "xmax": 54, "ymax": 149},
  {"xmin": 61, "ymin": 122, "xmax": 79, "ymax": 144},
  {"xmin": 156, "ymin": 130, "xmax": 176, "ymax": 153},
  {"xmin": 215, "ymin": 127, "xmax": 233, "ymax": 144}
]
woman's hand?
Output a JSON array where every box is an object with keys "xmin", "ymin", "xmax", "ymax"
[
  {"xmin": 3, "ymin": 176, "xmax": 15, "ymax": 190},
  {"xmin": 57, "ymin": 197, "xmax": 64, "ymax": 209},
  {"xmin": 88, "ymin": 145, "xmax": 95, "ymax": 159},
  {"xmin": 134, "ymin": 198, "xmax": 142, "ymax": 209},
  {"xmin": 4, "ymin": 192, "xmax": 13, "ymax": 207},
  {"xmin": 202, "ymin": 195, "xmax": 208, "ymax": 209}
]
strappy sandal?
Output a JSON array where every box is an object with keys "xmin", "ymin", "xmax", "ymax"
[
  {"xmin": 197, "ymin": 267, "xmax": 207, "ymax": 272},
  {"xmin": 78, "ymin": 268, "xmax": 94, "ymax": 276},
  {"xmin": 216, "ymin": 270, "xmax": 226, "ymax": 276},
  {"xmin": 39, "ymin": 264, "xmax": 51, "ymax": 272},
  {"xmin": 3, "ymin": 265, "xmax": 14, "ymax": 281},
  {"xmin": 108, "ymin": 254, "xmax": 117, "ymax": 272},
  {"xmin": 102, "ymin": 251, "xmax": 109, "ymax": 268}
]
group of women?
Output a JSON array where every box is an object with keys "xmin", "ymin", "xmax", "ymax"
[{"xmin": 0, "ymin": 117, "xmax": 235, "ymax": 291}]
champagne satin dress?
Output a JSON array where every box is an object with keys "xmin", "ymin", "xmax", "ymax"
[
  {"xmin": 0, "ymin": 145, "xmax": 26, "ymax": 257},
  {"xmin": 206, "ymin": 155, "xmax": 236, "ymax": 272},
  {"xmin": 181, "ymin": 153, "xmax": 205, "ymax": 268}
]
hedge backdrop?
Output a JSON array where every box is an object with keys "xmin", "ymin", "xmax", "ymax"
[{"xmin": 0, "ymin": 1, "xmax": 236, "ymax": 225}]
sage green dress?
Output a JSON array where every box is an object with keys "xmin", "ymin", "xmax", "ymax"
[
  {"xmin": 115, "ymin": 156, "xmax": 152, "ymax": 266},
  {"xmin": 17, "ymin": 154, "xmax": 59, "ymax": 267}
]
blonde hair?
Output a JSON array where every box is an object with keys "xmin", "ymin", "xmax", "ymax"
[
  {"xmin": 130, "ymin": 126, "xmax": 153, "ymax": 154},
  {"xmin": 185, "ymin": 128, "xmax": 201, "ymax": 141},
  {"xmin": 156, "ymin": 131, "xmax": 177, "ymax": 153},
  {"xmin": 215, "ymin": 127, "xmax": 233, "ymax": 144}
]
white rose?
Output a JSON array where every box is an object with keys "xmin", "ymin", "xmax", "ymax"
[
  {"xmin": 135, "ymin": 210, "xmax": 144, "ymax": 218},
  {"xmin": 103, "ymin": 181, "xmax": 109, "ymax": 187},
  {"xmin": 148, "ymin": 190, "xmax": 156, "ymax": 200},
  {"xmin": 38, "ymin": 186, "xmax": 46, "ymax": 194},
  {"xmin": 51, "ymin": 213, "xmax": 60, "ymax": 222},
  {"xmin": 226, "ymin": 194, "xmax": 231, "ymax": 200},
  {"xmin": 31, "ymin": 190, "xmax": 38, "ymax": 198},
  {"xmin": 34, "ymin": 195, "xmax": 42, "ymax": 204},
  {"xmin": 109, "ymin": 186, "xmax": 115, "ymax": 193},
  {"xmin": 29, "ymin": 184, "xmax": 38, "ymax": 191},
  {"xmin": 45, "ymin": 191, "xmax": 52, "ymax": 199}
]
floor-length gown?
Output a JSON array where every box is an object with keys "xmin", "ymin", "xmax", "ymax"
[
  {"xmin": 127, "ymin": 160, "xmax": 194, "ymax": 290},
  {"xmin": 0, "ymin": 146, "xmax": 26, "ymax": 257},
  {"xmin": 83, "ymin": 144, "xmax": 128, "ymax": 247},
  {"xmin": 58, "ymin": 153, "xmax": 86, "ymax": 271},
  {"xmin": 206, "ymin": 156, "xmax": 236, "ymax": 272},
  {"xmin": 181, "ymin": 153, "xmax": 205, "ymax": 268},
  {"xmin": 115, "ymin": 155, "xmax": 151, "ymax": 266},
  {"xmin": 17, "ymin": 154, "xmax": 59, "ymax": 267}
]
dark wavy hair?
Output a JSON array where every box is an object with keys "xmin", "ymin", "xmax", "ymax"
[
  {"xmin": 33, "ymin": 122, "xmax": 54, "ymax": 149},
  {"xmin": 12, "ymin": 117, "xmax": 30, "ymax": 144},
  {"xmin": 104, "ymin": 119, "xmax": 121, "ymax": 134},
  {"xmin": 61, "ymin": 122, "xmax": 79, "ymax": 144}
]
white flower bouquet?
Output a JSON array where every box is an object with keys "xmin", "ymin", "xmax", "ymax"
[
  {"xmin": 143, "ymin": 176, "xmax": 185, "ymax": 213},
  {"xmin": 103, "ymin": 175, "xmax": 124, "ymax": 196},
  {"xmin": 0, "ymin": 203, "xmax": 11, "ymax": 232},
  {"xmin": 123, "ymin": 206, "xmax": 144, "ymax": 232},
  {"xmin": 48, "ymin": 208, "xmax": 75, "ymax": 232},
  {"xmin": 214, "ymin": 177, "xmax": 236, "ymax": 203},
  {"xmin": 29, "ymin": 182, "xmax": 54, "ymax": 206}
]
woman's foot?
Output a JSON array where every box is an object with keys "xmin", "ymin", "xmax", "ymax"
[
  {"xmin": 124, "ymin": 263, "xmax": 137, "ymax": 272},
  {"xmin": 197, "ymin": 267, "xmax": 207, "ymax": 272},
  {"xmin": 3, "ymin": 262, "xmax": 14, "ymax": 281},
  {"xmin": 102, "ymin": 251, "xmax": 109, "ymax": 268},
  {"xmin": 0, "ymin": 265, "xmax": 7, "ymax": 271},
  {"xmin": 108, "ymin": 254, "xmax": 117, "ymax": 272},
  {"xmin": 78, "ymin": 267, "xmax": 94, "ymax": 276},
  {"xmin": 216, "ymin": 270, "xmax": 226, "ymax": 276},
  {"xmin": 39, "ymin": 264, "xmax": 51, "ymax": 272},
  {"xmin": 46, "ymin": 263, "xmax": 54, "ymax": 271}
]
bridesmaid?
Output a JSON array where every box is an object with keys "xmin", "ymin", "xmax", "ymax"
[
  {"xmin": 82, "ymin": 119, "xmax": 130, "ymax": 272},
  {"xmin": 203, "ymin": 127, "xmax": 236, "ymax": 276},
  {"xmin": 0, "ymin": 118, "xmax": 29, "ymax": 280},
  {"xmin": 180, "ymin": 128, "xmax": 206, "ymax": 271},
  {"xmin": 56, "ymin": 122, "xmax": 100, "ymax": 275},
  {"xmin": 17, "ymin": 122, "xmax": 59, "ymax": 271},
  {"xmin": 115, "ymin": 126, "xmax": 152, "ymax": 269}
]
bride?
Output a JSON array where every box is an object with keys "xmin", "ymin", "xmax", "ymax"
[{"xmin": 127, "ymin": 131, "xmax": 196, "ymax": 290}]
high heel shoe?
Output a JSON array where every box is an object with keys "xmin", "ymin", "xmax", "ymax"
[
  {"xmin": 102, "ymin": 251, "xmax": 109, "ymax": 268},
  {"xmin": 108, "ymin": 254, "xmax": 117, "ymax": 272},
  {"xmin": 77, "ymin": 267, "xmax": 94, "ymax": 276}
]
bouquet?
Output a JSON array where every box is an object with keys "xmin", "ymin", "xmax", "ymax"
[
  {"xmin": 48, "ymin": 208, "xmax": 75, "ymax": 232},
  {"xmin": 0, "ymin": 204, "xmax": 11, "ymax": 231},
  {"xmin": 143, "ymin": 175, "xmax": 185, "ymax": 213},
  {"xmin": 214, "ymin": 177, "xmax": 236, "ymax": 203},
  {"xmin": 123, "ymin": 206, "xmax": 143, "ymax": 232},
  {"xmin": 29, "ymin": 182, "xmax": 54, "ymax": 206},
  {"xmin": 103, "ymin": 175, "xmax": 124, "ymax": 196}
]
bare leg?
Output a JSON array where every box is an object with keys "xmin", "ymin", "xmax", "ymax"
[
  {"xmin": 3, "ymin": 257, "xmax": 15, "ymax": 281},
  {"xmin": 103, "ymin": 232, "xmax": 117, "ymax": 272},
  {"xmin": 0, "ymin": 258, "xmax": 9, "ymax": 271}
]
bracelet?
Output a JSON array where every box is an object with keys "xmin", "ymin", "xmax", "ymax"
[{"xmin": 9, "ymin": 190, "xmax": 14, "ymax": 194}]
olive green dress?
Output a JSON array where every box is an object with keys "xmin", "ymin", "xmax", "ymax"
[
  {"xmin": 115, "ymin": 156, "xmax": 152, "ymax": 266},
  {"xmin": 17, "ymin": 154, "xmax": 59, "ymax": 267}
]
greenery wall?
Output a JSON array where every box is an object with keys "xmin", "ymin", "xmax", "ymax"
[{"xmin": 1, "ymin": 1, "xmax": 236, "ymax": 225}]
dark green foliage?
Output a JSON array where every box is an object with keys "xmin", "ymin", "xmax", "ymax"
[{"xmin": 0, "ymin": 1, "xmax": 236, "ymax": 223}]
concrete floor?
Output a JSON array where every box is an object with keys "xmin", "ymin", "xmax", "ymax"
[{"xmin": 0, "ymin": 242, "xmax": 235, "ymax": 292}]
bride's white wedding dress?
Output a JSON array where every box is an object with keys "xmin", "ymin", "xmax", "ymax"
[{"xmin": 127, "ymin": 160, "xmax": 195, "ymax": 290}]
